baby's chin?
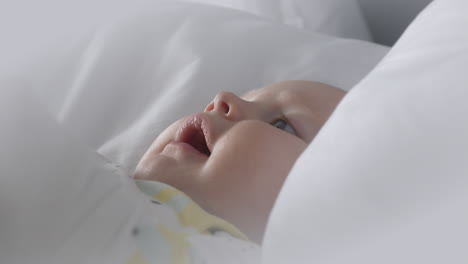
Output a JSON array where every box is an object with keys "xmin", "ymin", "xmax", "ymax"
[
  {"xmin": 132, "ymin": 161, "xmax": 155, "ymax": 180},
  {"xmin": 133, "ymin": 152, "xmax": 201, "ymax": 189},
  {"xmin": 133, "ymin": 154, "xmax": 172, "ymax": 181}
]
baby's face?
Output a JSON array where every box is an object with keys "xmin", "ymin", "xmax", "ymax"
[{"xmin": 134, "ymin": 80, "xmax": 345, "ymax": 242}]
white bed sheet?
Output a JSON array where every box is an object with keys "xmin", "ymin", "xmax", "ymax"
[
  {"xmin": 6, "ymin": 1, "xmax": 388, "ymax": 175},
  {"xmin": 180, "ymin": 0, "xmax": 372, "ymax": 41},
  {"xmin": 0, "ymin": 80, "xmax": 142, "ymax": 264}
]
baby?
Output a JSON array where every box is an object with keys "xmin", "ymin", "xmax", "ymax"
[{"xmin": 129, "ymin": 80, "xmax": 345, "ymax": 263}]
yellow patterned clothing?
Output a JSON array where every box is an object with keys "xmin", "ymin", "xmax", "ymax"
[{"xmin": 126, "ymin": 180, "xmax": 260, "ymax": 264}]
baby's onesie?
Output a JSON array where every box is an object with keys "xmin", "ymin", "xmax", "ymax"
[{"xmin": 126, "ymin": 180, "xmax": 261, "ymax": 264}]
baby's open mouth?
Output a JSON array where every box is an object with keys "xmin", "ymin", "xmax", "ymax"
[
  {"xmin": 183, "ymin": 126, "xmax": 211, "ymax": 156},
  {"xmin": 177, "ymin": 115, "xmax": 212, "ymax": 157}
]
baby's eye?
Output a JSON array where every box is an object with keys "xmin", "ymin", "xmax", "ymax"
[{"xmin": 271, "ymin": 118, "xmax": 297, "ymax": 135}]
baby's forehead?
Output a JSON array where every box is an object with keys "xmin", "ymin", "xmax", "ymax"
[
  {"xmin": 241, "ymin": 84, "xmax": 285, "ymax": 100},
  {"xmin": 242, "ymin": 81, "xmax": 344, "ymax": 103},
  {"xmin": 241, "ymin": 87, "xmax": 262, "ymax": 99},
  {"xmin": 242, "ymin": 84, "xmax": 305, "ymax": 103}
]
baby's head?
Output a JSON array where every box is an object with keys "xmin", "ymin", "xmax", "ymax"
[{"xmin": 134, "ymin": 80, "xmax": 345, "ymax": 242}]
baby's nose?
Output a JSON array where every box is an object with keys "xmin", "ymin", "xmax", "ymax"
[{"xmin": 204, "ymin": 91, "xmax": 244, "ymax": 120}]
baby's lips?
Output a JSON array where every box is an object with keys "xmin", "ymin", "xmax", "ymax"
[{"xmin": 175, "ymin": 113, "xmax": 213, "ymax": 156}]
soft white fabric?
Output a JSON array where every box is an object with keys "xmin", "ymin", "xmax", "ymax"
[
  {"xmin": 130, "ymin": 180, "xmax": 260, "ymax": 264},
  {"xmin": 0, "ymin": 0, "xmax": 157, "ymax": 76},
  {"xmin": 181, "ymin": 0, "xmax": 372, "ymax": 41},
  {"xmin": 0, "ymin": 80, "xmax": 259, "ymax": 264},
  {"xmin": 0, "ymin": 80, "xmax": 143, "ymax": 264},
  {"xmin": 6, "ymin": 1, "xmax": 387, "ymax": 175},
  {"xmin": 263, "ymin": 0, "xmax": 468, "ymax": 263}
]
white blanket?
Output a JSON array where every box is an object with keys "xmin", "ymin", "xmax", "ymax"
[{"xmin": 264, "ymin": 0, "xmax": 468, "ymax": 263}]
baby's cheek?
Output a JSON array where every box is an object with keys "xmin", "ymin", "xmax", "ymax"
[
  {"xmin": 244, "ymin": 120, "xmax": 307, "ymax": 160},
  {"xmin": 209, "ymin": 121, "xmax": 306, "ymax": 185},
  {"xmin": 198, "ymin": 121, "xmax": 308, "ymax": 236}
]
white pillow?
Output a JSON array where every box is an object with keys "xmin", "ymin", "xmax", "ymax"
[
  {"xmin": 264, "ymin": 0, "xmax": 468, "ymax": 263},
  {"xmin": 0, "ymin": 80, "xmax": 142, "ymax": 264},
  {"xmin": 181, "ymin": 0, "xmax": 372, "ymax": 41},
  {"xmin": 12, "ymin": 1, "xmax": 388, "ymax": 174}
]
